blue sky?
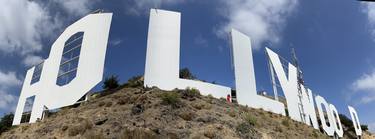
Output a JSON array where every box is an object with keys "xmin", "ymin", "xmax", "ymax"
[{"xmin": 1, "ymin": 0, "xmax": 375, "ymax": 133}]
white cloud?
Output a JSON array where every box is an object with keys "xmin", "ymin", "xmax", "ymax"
[
  {"xmin": 0, "ymin": 0, "xmax": 100, "ymax": 67},
  {"xmin": 23, "ymin": 55, "xmax": 44, "ymax": 67},
  {"xmin": 363, "ymin": 3, "xmax": 375, "ymax": 40},
  {"xmin": 0, "ymin": 0, "xmax": 99, "ymax": 110},
  {"xmin": 53, "ymin": 0, "xmax": 98, "ymax": 16},
  {"xmin": 194, "ymin": 35, "xmax": 208, "ymax": 48},
  {"xmin": 0, "ymin": 71, "xmax": 22, "ymax": 110},
  {"xmin": 217, "ymin": 0, "xmax": 298, "ymax": 49},
  {"xmin": 109, "ymin": 39, "xmax": 123, "ymax": 47},
  {"xmin": 0, "ymin": 91, "xmax": 16, "ymax": 109},
  {"xmin": 0, "ymin": 0, "xmax": 58, "ymax": 55},
  {"xmin": 0, "ymin": 71, "xmax": 22, "ymax": 89},
  {"xmin": 351, "ymin": 70, "xmax": 375, "ymax": 104},
  {"xmin": 124, "ymin": 0, "xmax": 185, "ymax": 16}
]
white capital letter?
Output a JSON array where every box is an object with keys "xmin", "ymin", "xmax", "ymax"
[
  {"xmin": 348, "ymin": 106, "xmax": 362, "ymax": 136},
  {"xmin": 144, "ymin": 9, "xmax": 231, "ymax": 98},
  {"xmin": 230, "ymin": 29, "xmax": 285, "ymax": 115}
]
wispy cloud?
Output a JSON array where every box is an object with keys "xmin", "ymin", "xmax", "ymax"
[
  {"xmin": 363, "ymin": 3, "xmax": 375, "ymax": 41},
  {"xmin": 0, "ymin": 0, "xmax": 98, "ymax": 110},
  {"xmin": 0, "ymin": 0, "xmax": 99, "ymax": 67},
  {"xmin": 23, "ymin": 55, "xmax": 44, "ymax": 67},
  {"xmin": 124, "ymin": 0, "xmax": 185, "ymax": 16},
  {"xmin": 194, "ymin": 35, "xmax": 209, "ymax": 48},
  {"xmin": 109, "ymin": 39, "xmax": 123, "ymax": 47},
  {"xmin": 52, "ymin": 0, "xmax": 99, "ymax": 16},
  {"xmin": 216, "ymin": 0, "xmax": 298, "ymax": 49},
  {"xmin": 0, "ymin": 71, "xmax": 22, "ymax": 110},
  {"xmin": 0, "ymin": 0, "xmax": 58, "ymax": 55},
  {"xmin": 350, "ymin": 69, "xmax": 375, "ymax": 104}
]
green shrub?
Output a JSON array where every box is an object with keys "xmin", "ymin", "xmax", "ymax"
[
  {"xmin": 0, "ymin": 113, "xmax": 14, "ymax": 135},
  {"xmin": 181, "ymin": 87, "xmax": 200, "ymax": 100},
  {"xmin": 160, "ymin": 92, "xmax": 181, "ymax": 108},
  {"xmin": 361, "ymin": 125, "xmax": 369, "ymax": 131},
  {"xmin": 103, "ymin": 75, "xmax": 120, "ymax": 90},
  {"xmin": 236, "ymin": 122, "xmax": 252, "ymax": 134},
  {"xmin": 312, "ymin": 131, "xmax": 319, "ymax": 138},
  {"xmin": 125, "ymin": 75, "xmax": 143, "ymax": 87},
  {"xmin": 179, "ymin": 111, "xmax": 195, "ymax": 121},
  {"xmin": 282, "ymin": 119, "xmax": 290, "ymax": 127},
  {"xmin": 227, "ymin": 110, "xmax": 236, "ymax": 117},
  {"xmin": 207, "ymin": 94, "xmax": 213, "ymax": 99},
  {"xmin": 179, "ymin": 68, "xmax": 196, "ymax": 79},
  {"xmin": 244, "ymin": 114, "xmax": 257, "ymax": 126}
]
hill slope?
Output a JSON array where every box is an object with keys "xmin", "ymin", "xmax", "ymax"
[{"xmin": 1, "ymin": 85, "xmax": 374, "ymax": 139}]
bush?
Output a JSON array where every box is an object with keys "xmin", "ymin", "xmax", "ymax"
[
  {"xmin": 0, "ymin": 113, "xmax": 14, "ymax": 135},
  {"xmin": 179, "ymin": 68, "xmax": 196, "ymax": 79},
  {"xmin": 181, "ymin": 87, "xmax": 200, "ymax": 100},
  {"xmin": 160, "ymin": 92, "xmax": 181, "ymax": 108},
  {"xmin": 339, "ymin": 114, "xmax": 352, "ymax": 127},
  {"xmin": 227, "ymin": 110, "xmax": 236, "ymax": 117},
  {"xmin": 282, "ymin": 119, "xmax": 290, "ymax": 127},
  {"xmin": 103, "ymin": 75, "xmax": 120, "ymax": 90},
  {"xmin": 361, "ymin": 125, "xmax": 369, "ymax": 131},
  {"xmin": 236, "ymin": 122, "xmax": 252, "ymax": 134},
  {"xmin": 125, "ymin": 75, "xmax": 143, "ymax": 87},
  {"xmin": 244, "ymin": 114, "xmax": 257, "ymax": 126},
  {"xmin": 179, "ymin": 111, "xmax": 195, "ymax": 121}
]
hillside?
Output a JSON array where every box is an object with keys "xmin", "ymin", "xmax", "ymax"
[{"xmin": 1, "ymin": 80, "xmax": 374, "ymax": 139}]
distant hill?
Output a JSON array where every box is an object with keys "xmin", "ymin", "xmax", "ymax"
[{"xmin": 1, "ymin": 77, "xmax": 374, "ymax": 139}]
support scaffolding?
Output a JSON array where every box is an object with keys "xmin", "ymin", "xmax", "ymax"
[{"xmin": 267, "ymin": 48, "xmax": 307, "ymax": 122}]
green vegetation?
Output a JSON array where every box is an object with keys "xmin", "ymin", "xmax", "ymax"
[
  {"xmin": 180, "ymin": 87, "xmax": 200, "ymax": 100},
  {"xmin": 124, "ymin": 75, "xmax": 143, "ymax": 87},
  {"xmin": 236, "ymin": 122, "xmax": 252, "ymax": 134},
  {"xmin": 281, "ymin": 119, "xmax": 290, "ymax": 127},
  {"xmin": 160, "ymin": 92, "xmax": 181, "ymax": 108},
  {"xmin": 339, "ymin": 114, "xmax": 369, "ymax": 132},
  {"xmin": 179, "ymin": 68, "xmax": 196, "ymax": 79},
  {"xmin": 102, "ymin": 75, "xmax": 120, "ymax": 90},
  {"xmin": 0, "ymin": 113, "xmax": 13, "ymax": 135},
  {"xmin": 244, "ymin": 113, "xmax": 257, "ymax": 126}
]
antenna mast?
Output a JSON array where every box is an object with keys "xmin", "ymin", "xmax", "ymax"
[{"xmin": 291, "ymin": 48, "xmax": 307, "ymax": 123}]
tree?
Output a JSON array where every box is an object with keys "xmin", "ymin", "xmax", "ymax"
[
  {"xmin": 0, "ymin": 113, "xmax": 14, "ymax": 135},
  {"xmin": 361, "ymin": 125, "xmax": 369, "ymax": 131},
  {"xmin": 339, "ymin": 114, "xmax": 352, "ymax": 128},
  {"xmin": 103, "ymin": 75, "xmax": 119, "ymax": 90},
  {"xmin": 179, "ymin": 68, "xmax": 196, "ymax": 80}
]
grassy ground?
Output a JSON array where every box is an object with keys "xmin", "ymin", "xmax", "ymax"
[{"xmin": 1, "ymin": 85, "xmax": 373, "ymax": 139}]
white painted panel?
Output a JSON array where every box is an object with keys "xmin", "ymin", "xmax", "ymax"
[
  {"xmin": 13, "ymin": 13, "xmax": 112, "ymax": 125},
  {"xmin": 348, "ymin": 106, "xmax": 362, "ymax": 136},
  {"xmin": 330, "ymin": 104, "xmax": 343, "ymax": 137},
  {"xmin": 315, "ymin": 95, "xmax": 335, "ymax": 136},
  {"xmin": 266, "ymin": 48, "xmax": 301, "ymax": 121},
  {"xmin": 144, "ymin": 9, "xmax": 181, "ymax": 90},
  {"xmin": 300, "ymin": 85, "xmax": 319, "ymax": 129},
  {"xmin": 230, "ymin": 29, "xmax": 285, "ymax": 115},
  {"xmin": 144, "ymin": 9, "xmax": 231, "ymax": 99}
]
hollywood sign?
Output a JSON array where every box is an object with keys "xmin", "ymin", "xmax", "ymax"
[{"xmin": 12, "ymin": 9, "xmax": 363, "ymax": 137}]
